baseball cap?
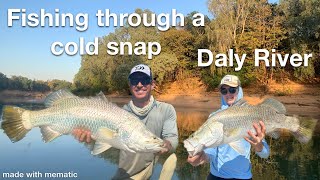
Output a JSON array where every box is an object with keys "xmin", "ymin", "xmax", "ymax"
[
  {"xmin": 129, "ymin": 64, "xmax": 152, "ymax": 79},
  {"xmin": 218, "ymin": 75, "xmax": 241, "ymax": 89}
]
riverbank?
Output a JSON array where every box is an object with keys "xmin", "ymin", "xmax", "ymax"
[
  {"xmin": 0, "ymin": 90, "xmax": 48, "ymax": 104},
  {"xmin": 0, "ymin": 79, "xmax": 319, "ymax": 119}
]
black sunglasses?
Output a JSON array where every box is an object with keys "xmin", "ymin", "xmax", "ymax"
[
  {"xmin": 220, "ymin": 87, "xmax": 238, "ymax": 95},
  {"xmin": 129, "ymin": 77, "xmax": 151, "ymax": 86}
]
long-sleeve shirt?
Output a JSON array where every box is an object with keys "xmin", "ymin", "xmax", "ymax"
[
  {"xmin": 112, "ymin": 100, "xmax": 178, "ymax": 179},
  {"xmin": 204, "ymin": 86, "xmax": 270, "ymax": 179},
  {"xmin": 204, "ymin": 139, "xmax": 269, "ymax": 179}
]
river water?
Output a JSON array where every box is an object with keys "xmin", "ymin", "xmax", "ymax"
[{"xmin": 0, "ymin": 103, "xmax": 319, "ymax": 180}]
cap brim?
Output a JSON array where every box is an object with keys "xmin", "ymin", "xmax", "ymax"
[
  {"xmin": 218, "ymin": 82, "xmax": 238, "ymax": 89},
  {"xmin": 128, "ymin": 71, "xmax": 151, "ymax": 79}
]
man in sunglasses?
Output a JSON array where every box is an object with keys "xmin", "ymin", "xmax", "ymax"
[
  {"xmin": 73, "ymin": 64, "xmax": 178, "ymax": 179},
  {"xmin": 187, "ymin": 75, "xmax": 270, "ymax": 180}
]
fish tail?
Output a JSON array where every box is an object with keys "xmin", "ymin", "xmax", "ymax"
[
  {"xmin": 289, "ymin": 116, "xmax": 317, "ymax": 143},
  {"xmin": 1, "ymin": 106, "xmax": 32, "ymax": 142},
  {"xmin": 159, "ymin": 153, "xmax": 177, "ymax": 180}
]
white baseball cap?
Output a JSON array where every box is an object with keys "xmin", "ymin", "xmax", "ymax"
[
  {"xmin": 129, "ymin": 64, "xmax": 152, "ymax": 78},
  {"xmin": 218, "ymin": 75, "xmax": 241, "ymax": 88}
]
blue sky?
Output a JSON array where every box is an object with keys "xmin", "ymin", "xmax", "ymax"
[{"xmin": 0, "ymin": 0, "xmax": 279, "ymax": 82}]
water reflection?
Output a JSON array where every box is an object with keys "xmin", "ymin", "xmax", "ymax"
[{"xmin": 0, "ymin": 103, "xmax": 319, "ymax": 180}]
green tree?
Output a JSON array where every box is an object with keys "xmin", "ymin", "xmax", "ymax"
[
  {"xmin": 0, "ymin": 73, "xmax": 8, "ymax": 90},
  {"xmin": 160, "ymin": 29, "xmax": 195, "ymax": 80},
  {"xmin": 47, "ymin": 79, "xmax": 72, "ymax": 91},
  {"xmin": 280, "ymin": 0, "xmax": 320, "ymax": 80},
  {"xmin": 148, "ymin": 52, "xmax": 179, "ymax": 85},
  {"xmin": 206, "ymin": 0, "xmax": 287, "ymax": 86},
  {"xmin": 206, "ymin": 0, "xmax": 257, "ymax": 77},
  {"xmin": 32, "ymin": 80, "xmax": 50, "ymax": 92},
  {"xmin": 74, "ymin": 9, "xmax": 161, "ymax": 94}
]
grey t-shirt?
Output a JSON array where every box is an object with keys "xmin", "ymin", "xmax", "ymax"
[{"xmin": 112, "ymin": 100, "xmax": 178, "ymax": 179}]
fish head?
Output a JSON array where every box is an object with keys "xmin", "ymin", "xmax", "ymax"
[
  {"xmin": 127, "ymin": 129, "xmax": 164, "ymax": 153},
  {"xmin": 184, "ymin": 121, "xmax": 224, "ymax": 156}
]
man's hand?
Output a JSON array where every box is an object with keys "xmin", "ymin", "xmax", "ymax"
[
  {"xmin": 157, "ymin": 139, "xmax": 172, "ymax": 155},
  {"xmin": 187, "ymin": 151, "xmax": 208, "ymax": 166},
  {"xmin": 244, "ymin": 120, "xmax": 266, "ymax": 152},
  {"xmin": 72, "ymin": 128, "xmax": 92, "ymax": 143}
]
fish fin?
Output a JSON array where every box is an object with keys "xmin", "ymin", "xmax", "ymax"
[
  {"xmin": 91, "ymin": 127, "xmax": 116, "ymax": 155},
  {"xmin": 44, "ymin": 89, "xmax": 77, "ymax": 107},
  {"xmin": 159, "ymin": 153, "xmax": 177, "ymax": 180},
  {"xmin": 229, "ymin": 140, "xmax": 247, "ymax": 155},
  {"xmin": 95, "ymin": 91, "xmax": 109, "ymax": 102},
  {"xmin": 40, "ymin": 126, "xmax": 62, "ymax": 143},
  {"xmin": 267, "ymin": 131, "xmax": 281, "ymax": 139},
  {"xmin": 259, "ymin": 98, "xmax": 286, "ymax": 114},
  {"xmin": 1, "ymin": 106, "xmax": 31, "ymax": 142},
  {"xmin": 290, "ymin": 116, "xmax": 317, "ymax": 143},
  {"xmin": 92, "ymin": 141, "xmax": 112, "ymax": 155},
  {"xmin": 97, "ymin": 127, "xmax": 115, "ymax": 139},
  {"xmin": 94, "ymin": 127, "xmax": 132, "ymax": 153},
  {"xmin": 232, "ymin": 99, "xmax": 249, "ymax": 107}
]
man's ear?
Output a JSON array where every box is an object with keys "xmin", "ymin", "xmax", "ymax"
[{"xmin": 151, "ymin": 80, "xmax": 155, "ymax": 90}]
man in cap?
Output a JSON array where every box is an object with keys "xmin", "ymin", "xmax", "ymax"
[
  {"xmin": 187, "ymin": 74, "xmax": 269, "ymax": 180},
  {"xmin": 73, "ymin": 64, "xmax": 178, "ymax": 179}
]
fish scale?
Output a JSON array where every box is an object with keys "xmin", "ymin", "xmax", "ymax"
[
  {"xmin": 1, "ymin": 89, "xmax": 164, "ymax": 155},
  {"xmin": 184, "ymin": 98, "xmax": 315, "ymax": 156}
]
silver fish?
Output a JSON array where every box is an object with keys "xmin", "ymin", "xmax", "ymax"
[
  {"xmin": 1, "ymin": 89, "xmax": 164, "ymax": 155},
  {"xmin": 184, "ymin": 98, "xmax": 315, "ymax": 156}
]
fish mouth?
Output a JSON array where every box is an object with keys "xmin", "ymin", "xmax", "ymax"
[
  {"xmin": 143, "ymin": 138, "xmax": 164, "ymax": 152},
  {"xmin": 145, "ymin": 144, "xmax": 164, "ymax": 152},
  {"xmin": 184, "ymin": 139, "xmax": 204, "ymax": 157}
]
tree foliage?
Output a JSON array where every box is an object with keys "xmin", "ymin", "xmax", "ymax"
[
  {"xmin": 0, "ymin": 73, "xmax": 70, "ymax": 92},
  {"xmin": 280, "ymin": 0, "xmax": 320, "ymax": 80},
  {"xmin": 68, "ymin": 3, "xmax": 320, "ymax": 93},
  {"xmin": 148, "ymin": 52, "xmax": 179, "ymax": 85}
]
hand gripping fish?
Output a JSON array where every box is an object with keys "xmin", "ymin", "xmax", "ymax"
[
  {"xmin": 184, "ymin": 98, "xmax": 316, "ymax": 156},
  {"xmin": 1, "ymin": 89, "xmax": 164, "ymax": 155}
]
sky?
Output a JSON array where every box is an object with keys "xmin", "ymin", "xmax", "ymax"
[{"xmin": 0, "ymin": 0, "xmax": 279, "ymax": 82}]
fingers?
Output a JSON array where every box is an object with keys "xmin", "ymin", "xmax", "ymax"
[
  {"xmin": 187, "ymin": 155, "xmax": 199, "ymax": 166},
  {"xmin": 246, "ymin": 120, "xmax": 266, "ymax": 145},
  {"xmin": 247, "ymin": 130, "xmax": 257, "ymax": 140},
  {"xmin": 244, "ymin": 136, "xmax": 254, "ymax": 144},
  {"xmin": 253, "ymin": 122, "xmax": 261, "ymax": 136},
  {"xmin": 252, "ymin": 120, "xmax": 266, "ymax": 139},
  {"xmin": 72, "ymin": 129, "xmax": 79, "ymax": 137},
  {"xmin": 86, "ymin": 131, "xmax": 91, "ymax": 143},
  {"xmin": 187, "ymin": 152, "xmax": 206, "ymax": 166},
  {"xmin": 73, "ymin": 128, "xmax": 91, "ymax": 143},
  {"xmin": 157, "ymin": 148, "xmax": 169, "ymax": 155},
  {"xmin": 246, "ymin": 130, "xmax": 259, "ymax": 145},
  {"xmin": 72, "ymin": 129, "xmax": 81, "ymax": 141},
  {"xmin": 198, "ymin": 151, "xmax": 208, "ymax": 165},
  {"xmin": 259, "ymin": 120, "xmax": 266, "ymax": 134}
]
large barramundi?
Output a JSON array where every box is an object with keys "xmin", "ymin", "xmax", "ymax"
[
  {"xmin": 1, "ymin": 90, "xmax": 164, "ymax": 155},
  {"xmin": 184, "ymin": 98, "xmax": 315, "ymax": 156}
]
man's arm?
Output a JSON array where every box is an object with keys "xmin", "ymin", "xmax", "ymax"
[{"xmin": 160, "ymin": 104, "xmax": 178, "ymax": 154}]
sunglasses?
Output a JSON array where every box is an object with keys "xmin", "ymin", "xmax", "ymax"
[
  {"xmin": 129, "ymin": 77, "xmax": 151, "ymax": 86},
  {"xmin": 220, "ymin": 87, "xmax": 238, "ymax": 95}
]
